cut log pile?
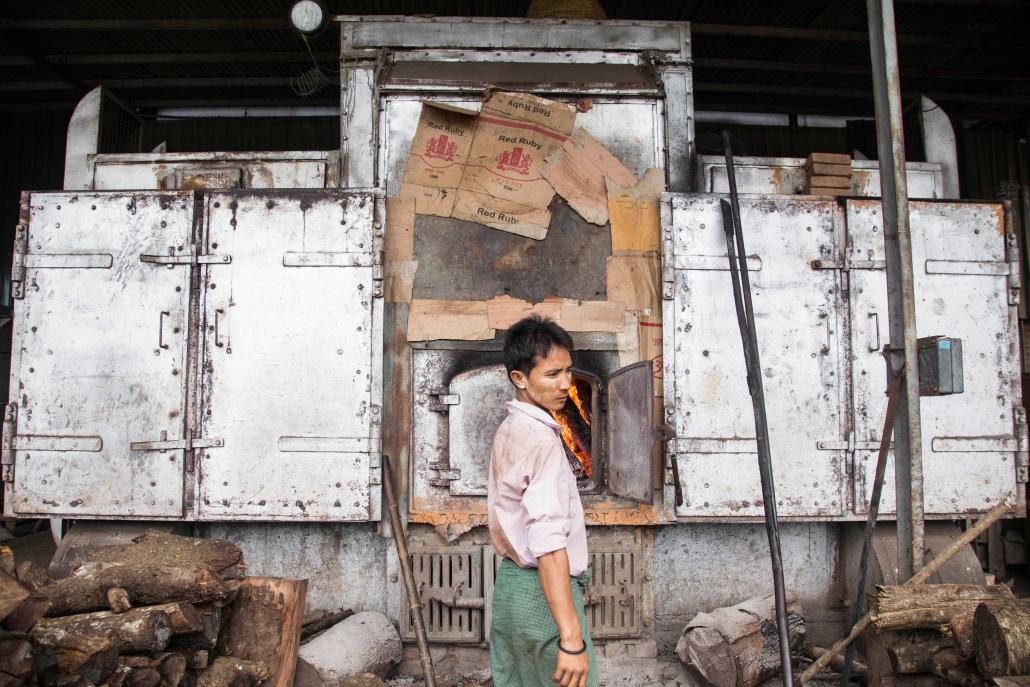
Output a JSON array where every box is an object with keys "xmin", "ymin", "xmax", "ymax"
[
  {"xmin": 0, "ymin": 530, "xmax": 329, "ymax": 687},
  {"xmin": 871, "ymin": 583, "xmax": 1030, "ymax": 686}
]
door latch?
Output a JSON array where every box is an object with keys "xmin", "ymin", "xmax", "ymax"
[{"xmin": 131, "ymin": 429, "xmax": 224, "ymax": 452}]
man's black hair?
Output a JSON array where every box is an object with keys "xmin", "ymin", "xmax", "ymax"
[{"xmin": 503, "ymin": 315, "xmax": 575, "ymax": 379}]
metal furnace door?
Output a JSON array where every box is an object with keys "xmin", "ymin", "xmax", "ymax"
[
  {"xmin": 4, "ymin": 192, "xmax": 193, "ymax": 517},
  {"xmin": 197, "ymin": 191, "xmax": 383, "ymax": 520},
  {"xmin": 663, "ymin": 195, "xmax": 848, "ymax": 518},
  {"xmin": 847, "ymin": 199, "xmax": 1021, "ymax": 515},
  {"xmin": 607, "ymin": 361, "xmax": 656, "ymax": 504}
]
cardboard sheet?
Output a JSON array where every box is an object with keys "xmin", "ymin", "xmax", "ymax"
[
  {"xmin": 486, "ymin": 295, "xmax": 533, "ymax": 330},
  {"xmin": 608, "ymin": 168, "xmax": 665, "ymax": 253},
  {"xmin": 384, "ymin": 259, "xmax": 418, "ymax": 303},
  {"xmin": 399, "ymin": 102, "xmax": 478, "ymax": 217},
  {"xmin": 451, "ymin": 91, "xmax": 576, "ymax": 240},
  {"xmin": 531, "ymin": 297, "xmax": 625, "ymax": 332},
  {"xmin": 617, "ymin": 311, "xmax": 641, "ymax": 369},
  {"xmin": 385, "ymin": 197, "xmax": 416, "ymax": 261},
  {"xmin": 606, "ymin": 253, "xmax": 660, "ymax": 313},
  {"xmin": 407, "ymin": 299, "xmax": 495, "ymax": 341},
  {"xmin": 540, "ymin": 128, "xmax": 636, "ymax": 226}
]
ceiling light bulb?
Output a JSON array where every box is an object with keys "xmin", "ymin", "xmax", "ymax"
[{"xmin": 289, "ymin": 0, "xmax": 326, "ymax": 35}]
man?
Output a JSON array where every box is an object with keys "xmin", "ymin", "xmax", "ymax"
[{"xmin": 488, "ymin": 315, "xmax": 597, "ymax": 687}]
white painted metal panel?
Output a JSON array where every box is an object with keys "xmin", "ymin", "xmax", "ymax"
[
  {"xmin": 92, "ymin": 152, "xmax": 332, "ymax": 191},
  {"xmin": 447, "ymin": 364, "xmax": 510, "ymax": 497},
  {"xmin": 197, "ymin": 191, "xmax": 383, "ymax": 520},
  {"xmin": 696, "ymin": 156, "xmax": 943, "ymax": 200},
  {"xmin": 6, "ymin": 192, "xmax": 192, "ymax": 517},
  {"xmin": 848, "ymin": 200, "xmax": 1021, "ymax": 516},
  {"xmin": 380, "ymin": 97, "xmax": 662, "ymax": 197},
  {"xmin": 664, "ymin": 195, "xmax": 847, "ymax": 518}
]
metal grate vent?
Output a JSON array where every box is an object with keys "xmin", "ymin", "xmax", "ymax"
[
  {"xmin": 401, "ymin": 546, "xmax": 484, "ymax": 644},
  {"xmin": 585, "ymin": 547, "xmax": 643, "ymax": 639}
]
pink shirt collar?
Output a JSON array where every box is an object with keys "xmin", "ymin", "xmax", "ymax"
[{"xmin": 507, "ymin": 399, "xmax": 560, "ymax": 432}]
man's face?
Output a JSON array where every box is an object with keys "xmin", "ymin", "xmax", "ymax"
[{"xmin": 511, "ymin": 345, "xmax": 573, "ymax": 412}]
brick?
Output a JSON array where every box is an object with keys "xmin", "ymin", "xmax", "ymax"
[
  {"xmin": 806, "ymin": 175, "xmax": 851, "ymax": 189},
  {"xmin": 804, "ymin": 162, "xmax": 852, "ymax": 177},
  {"xmin": 807, "ymin": 152, "xmax": 851, "ymax": 165}
]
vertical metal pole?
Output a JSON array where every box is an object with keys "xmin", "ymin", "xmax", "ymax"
[{"xmin": 866, "ymin": 0, "xmax": 924, "ymax": 579}]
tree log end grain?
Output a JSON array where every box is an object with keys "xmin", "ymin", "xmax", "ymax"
[
  {"xmin": 106, "ymin": 588, "xmax": 131, "ymax": 614},
  {"xmin": 975, "ymin": 599, "xmax": 1030, "ymax": 677},
  {"xmin": 676, "ymin": 625, "xmax": 737, "ymax": 687},
  {"xmin": 197, "ymin": 658, "xmax": 269, "ymax": 687},
  {"xmin": 32, "ymin": 606, "xmax": 173, "ymax": 653}
]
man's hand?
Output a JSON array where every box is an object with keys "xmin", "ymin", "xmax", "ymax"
[
  {"xmin": 537, "ymin": 549, "xmax": 589, "ymax": 687},
  {"xmin": 553, "ymin": 642, "xmax": 589, "ymax": 687}
]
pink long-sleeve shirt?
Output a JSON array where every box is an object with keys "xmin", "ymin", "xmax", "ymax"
[{"xmin": 488, "ymin": 400, "xmax": 589, "ymax": 577}]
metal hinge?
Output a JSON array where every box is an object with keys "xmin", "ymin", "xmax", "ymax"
[
  {"xmin": 1, "ymin": 404, "xmax": 16, "ymax": 483},
  {"xmin": 130, "ymin": 429, "xmax": 224, "ymax": 452},
  {"xmin": 1015, "ymin": 407, "xmax": 1028, "ymax": 484},
  {"xmin": 11, "ymin": 224, "xmax": 28, "ymax": 299},
  {"xmin": 427, "ymin": 390, "xmax": 460, "ymax": 413},
  {"xmin": 428, "ymin": 462, "xmax": 461, "ymax": 486},
  {"xmin": 140, "ymin": 245, "xmax": 232, "ymax": 266}
]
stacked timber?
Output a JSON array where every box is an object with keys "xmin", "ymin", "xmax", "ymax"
[
  {"xmin": 804, "ymin": 152, "xmax": 852, "ymax": 196},
  {"xmin": 872, "ymin": 584, "xmax": 1030, "ymax": 686},
  {"xmin": 0, "ymin": 531, "xmax": 320, "ymax": 687}
]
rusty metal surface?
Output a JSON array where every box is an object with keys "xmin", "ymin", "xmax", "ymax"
[
  {"xmin": 848, "ymin": 199, "xmax": 1023, "ymax": 517},
  {"xmin": 664, "ymin": 194, "xmax": 848, "ymax": 519},
  {"xmin": 607, "ymin": 361, "xmax": 656, "ymax": 504},
  {"xmin": 696, "ymin": 155, "xmax": 944, "ymax": 199},
  {"xmin": 91, "ymin": 151, "xmax": 336, "ymax": 191},
  {"xmin": 412, "ymin": 199, "xmax": 611, "ymax": 303},
  {"xmin": 5, "ymin": 191, "xmax": 193, "ymax": 517},
  {"xmin": 197, "ymin": 190, "xmax": 383, "ymax": 521}
]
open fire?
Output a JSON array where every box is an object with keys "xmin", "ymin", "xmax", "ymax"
[{"xmin": 551, "ymin": 379, "xmax": 593, "ymax": 479}]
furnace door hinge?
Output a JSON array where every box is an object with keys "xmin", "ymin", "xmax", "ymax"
[
  {"xmin": 428, "ymin": 461, "xmax": 461, "ymax": 487},
  {"xmin": 428, "ymin": 390, "xmax": 460, "ymax": 413},
  {"xmin": 130, "ymin": 429, "xmax": 224, "ymax": 452},
  {"xmin": 140, "ymin": 245, "xmax": 232, "ymax": 266},
  {"xmin": 1, "ymin": 403, "xmax": 105, "ymax": 483},
  {"xmin": 1, "ymin": 404, "xmax": 16, "ymax": 483},
  {"xmin": 1014, "ymin": 407, "xmax": 1028, "ymax": 484},
  {"xmin": 11, "ymin": 224, "xmax": 27, "ymax": 299}
]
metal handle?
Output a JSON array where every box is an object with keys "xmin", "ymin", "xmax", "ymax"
[
  {"xmin": 158, "ymin": 311, "xmax": 170, "ymax": 350},
  {"xmin": 867, "ymin": 312, "xmax": 881, "ymax": 352},
  {"xmin": 214, "ymin": 308, "xmax": 225, "ymax": 348}
]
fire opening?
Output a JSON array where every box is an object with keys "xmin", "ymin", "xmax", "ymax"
[{"xmin": 551, "ymin": 378, "xmax": 593, "ymax": 479}]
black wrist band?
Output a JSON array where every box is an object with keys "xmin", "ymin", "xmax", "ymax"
[{"xmin": 558, "ymin": 641, "xmax": 586, "ymax": 655}]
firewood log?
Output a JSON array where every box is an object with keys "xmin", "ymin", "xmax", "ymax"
[
  {"xmin": 975, "ymin": 599, "xmax": 1030, "ymax": 676},
  {"xmin": 0, "ymin": 637, "xmax": 34, "ymax": 679},
  {"xmin": 40, "ymin": 566, "xmax": 231, "ymax": 617},
  {"xmin": 933, "ymin": 647, "xmax": 988, "ymax": 687},
  {"xmin": 170, "ymin": 606, "xmax": 221, "ymax": 650},
  {"xmin": 4, "ymin": 597, "xmax": 50, "ymax": 631},
  {"xmin": 124, "ymin": 668, "xmax": 161, "ymax": 687},
  {"xmin": 37, "ymin": 634, "xmax": 118, "ymax": 686},
  {"xmin": 81, "ymin": 532, "xmax": 242, "ymax": 576},
  {"xmin": 875, "ymin": 584, "xmax": 1015, "ymax": 632},
  {"xmin": 0, "ymin": 568, "xmax": 29, "ymax": 620},
  {"xmin": 157, "ymin": 653, "xmax": 188, "ymax": 687},
  {"xmin": 106, "ymin": 589, "xmax": 131, "ymax": 614},
  {"xmin": 197, "ymin": 658, "xmax": 268, "ymax": 687},
  {"xmin": 32, "ymin": 606, "xmax": 173, "ymax": 653},
  {"xmin": 16, "ymin": 561, "xmax": 53, "ymax": 592},
  {"xmin": 886, "ymin": 630, "xmax": 951, "ymax": 674},
  {"xmin": 218, "ymin": 578, "xmax": 306, "ymax": 687},
  {"xmin": 676, "ymin": 593, "xmax": 805, "ymax": 687},
  {"xmin": 162, "ymin": 649, "xmax": 208, "ymax": 671},
  {"xmin": 119, "ymin": 657, "xmax": 158, "ymax": 670},
  {"xmin": 147, "ymin": 603, "xmax": 203, "ymax": 635},
  {"xmin": 300, "ymin": 609, "xmax": 353, "ymax": 641}
]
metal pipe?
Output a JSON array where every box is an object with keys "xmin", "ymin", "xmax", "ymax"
[
  {"xmin": 382, "ymin": 455, "xmax": 438, "ymax": 687},
  {"xmin": 866, "ymin": 0, "xmax": 925, "ymax": 580},
  {"xmin": 840, "ymin": 362, "xmax": 904, "ymax": 686},
  {"xmin": 719, "ymin": 132, "xmax": 794, "ymax": 686}
]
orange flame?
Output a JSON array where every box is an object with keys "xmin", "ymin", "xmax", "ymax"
[
  {"xmin": 569, "ymin": 384, "xmax": 590, "ymax": 427},
  {"xmin": 551, "ymin": 384, "xmax": 592, "ymax": 478}
]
